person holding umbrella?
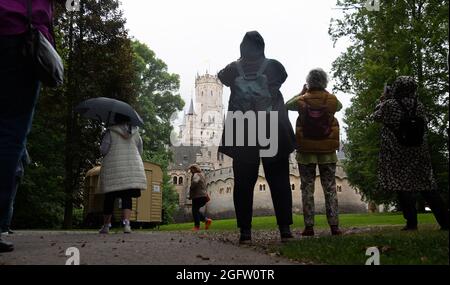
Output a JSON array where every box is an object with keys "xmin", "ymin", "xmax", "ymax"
[
  {"xmin": 75, "ymin": 97, "xmax": 146, "ymax": 233},
  {"xmin": 97, "ymin": 112, "xmax": 147, "ymax": 234}
]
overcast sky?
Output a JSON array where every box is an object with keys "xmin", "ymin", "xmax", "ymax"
[{"xmin": 120, "ymin": 0, "xmax": 351, "ymax": 134}]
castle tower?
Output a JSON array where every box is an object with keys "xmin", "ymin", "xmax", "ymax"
[
  {"xmin": 194, "ymin": 72, "xmax": 223, "ymax": 146},
  {"xmin": 179, "ymin": 72, "xmax": 224, "ymax": 146}
]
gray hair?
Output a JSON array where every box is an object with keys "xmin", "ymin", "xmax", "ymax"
[{"xmin": 306, "ymin": 68, "xmax": 329, "ymax": 90}]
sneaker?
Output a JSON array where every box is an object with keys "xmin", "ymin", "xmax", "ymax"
[
  {"xmin": 123, "ymin": 224, "xmax": 132, "ymax": 234},
  {"xmin": 330, "ymin": 225, "xmax": 343, "ymax": 236},
  {"xmin": 301, "ymin": 226, "xmax": 315, "ymax": 237},
  {"xmin": 0, "ymin": 239, "xmax": 14, "ymax": 253},
  {"xmin": 99, "ymin": 225, "xmax": 110, "ymax": 234},
  {"xmin": 205, "ymin": 218, "xmax": 212, "ymax": 230},
  {"xmin": 192, "ymin": 226, "xmax": 200, "ymax": 231},
  {"xmin": 239, "ymin": 229, "xmax": 252, "ymax": 245}
]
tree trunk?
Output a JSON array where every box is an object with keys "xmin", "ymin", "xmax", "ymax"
[{"xmin": 62, "ymin": 13, "xmax": 75, "ymax": 229}]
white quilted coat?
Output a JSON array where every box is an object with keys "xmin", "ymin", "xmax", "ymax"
[{"xmin": 99, "ymin": 125, "xmax": 147, "ymax": 193}]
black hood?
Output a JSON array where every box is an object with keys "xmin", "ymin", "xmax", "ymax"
[{"xmin": 240, "ymin": 31, "xmax": 265, "ymax": 61}]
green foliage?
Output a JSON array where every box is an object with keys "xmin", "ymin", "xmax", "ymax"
[
  {"xmin": 132, "ymin": 40, "xmax": 184, "ymax": 224},
  {"xmin": 13, "ymin": 2, "xmax": 183, "ymax": 228},
  {"xmin": 329, "ymin": 0, "xmax": 449, "ymax": 204}
]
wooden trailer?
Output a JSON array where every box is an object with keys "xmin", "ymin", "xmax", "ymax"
[{"xmin": 83, "ymin": 161, "xmax": 163, "ymax": 227}]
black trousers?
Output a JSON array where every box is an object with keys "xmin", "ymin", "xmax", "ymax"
[
  {"xmin": 232, "ymin": 157, "xmax": 293, "ymax": 230},
  {"xmin": 192, "ymin": 197, "xmax": 208, "ymax": 226},
  {"xmin": 397, "ymin": 190, "xmax": 449, "ymax": 229},
  {"xmin": 103, "ymin": 190, "xmax": 138, "ymax": 215}
]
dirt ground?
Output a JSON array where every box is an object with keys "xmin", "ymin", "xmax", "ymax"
[{"xmin": 0, "ymin": 230, "xmax": 296, "ymax": 265}]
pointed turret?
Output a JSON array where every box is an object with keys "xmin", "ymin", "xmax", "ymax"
[{"xmin": 187, "ymin": 98, "xmax": 194, "ymax": 115}]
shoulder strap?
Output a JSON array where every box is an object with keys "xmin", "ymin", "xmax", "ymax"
[
  {"xmin": 256, "ymin": 59, "xmax": 269, "ymax": 77},
  {"xmin": 26, "ymin": 0, "xmax": 33, "ymax": 29}
]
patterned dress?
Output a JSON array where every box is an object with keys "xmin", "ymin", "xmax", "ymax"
[{"xmin": 372, "ymin": 87, "xmax": 435, "ymax": 193}]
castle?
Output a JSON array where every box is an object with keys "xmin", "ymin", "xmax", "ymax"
[{"xmin": 168, "ymin": 72, "xmax": 368, "ymax": 222}]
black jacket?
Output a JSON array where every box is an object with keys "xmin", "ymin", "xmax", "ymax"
[{"xmin": 218, "ymin": 31, "xmax": 296, "ymax": 164}]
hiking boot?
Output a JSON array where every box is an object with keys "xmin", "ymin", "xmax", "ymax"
[
  {"xmin": 239, "ymin": 229, "xmax": 252, "ymax": 245},
  {"xmin": 205, "ymin": 218, "xmax": 212, "ymax": 230},
  {"xmin": 279, "ymin": 225, "xmax": 294, "ymax": 242},
  {"xmin": 301, "ymin": 226, "xmax": 315, "ymax": 237},
  {"xmin": 99, "ymin": 225, "xmax": 110, "ymax": 234},
  {"xmin": 0, "ymin": 239, "xmax": 14, "ymax": 253},
  {"xmin": 192, "ymin": 226, "xmax": 200, "ymax": 231},
  {"xmin": 330, "ymin": 225, "xmax": 343, "ymax": 236},
  {"xmin": 401, "ymin": 225, "xmax": 418, "ymax": 231}
]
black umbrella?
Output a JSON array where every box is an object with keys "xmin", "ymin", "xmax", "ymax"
[{"xmin": 74, "ymin": 97, "xmax": 144, "ymax": 127}]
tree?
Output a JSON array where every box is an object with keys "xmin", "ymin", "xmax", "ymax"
[
  {"xmin": 132, "ymin": 40, "xmax": 184, "ymax": 223},
  {"xmin": 329, "ymin": 0, "xmax": 449, "ymax": 205}
]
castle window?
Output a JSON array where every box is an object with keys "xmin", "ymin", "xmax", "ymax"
[
  {"xmin": 173, "ymin": 176, "xmax": 178, "ymax": 185},
  {"xmin": 291, "ymin": 184, "xmax": 295, "ymax": 191},
  {"xmin": 178, "ymin": 177, "xmax": 183, "ymax": 185},
  {"xmin": 337, "ymin": 185, "xmax": 342, "ymax": 192},
  {"xmin": 211, "ymin": 91, "xmax": 213, "ymax": 96},
  {"xmin": 220, "ymin": 188, "xmax": 224, "ymax": 194},
  {"xmin": 226, "ymin": 187, "xmax": 231, "ymax": 193},
  {"xmin": 208, "ymin": 151, "xmax": 211, "ymax": 157}
]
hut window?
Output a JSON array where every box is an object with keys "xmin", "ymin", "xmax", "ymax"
[
  {"xmin": 178, "ymin": 177, "xmax": 183, "ymax": 185},
  {"xmin": 173, "ymin": 176, "xmax": 178, "ymax": 185}
]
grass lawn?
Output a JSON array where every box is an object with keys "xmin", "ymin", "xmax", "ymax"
[
  {"xmin": 157, "ymin": 213, "xmax": 448, "ymax": 265},
  {"xmin": 276, "ymin": 225, "xmax": 449, "ymax": 265},
  {"xmin": 157, "ymin": 213, "xmax": 438, "ymax": 231}
]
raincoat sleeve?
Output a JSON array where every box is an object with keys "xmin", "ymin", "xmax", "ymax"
[
  {"xmin": 136, "ymin": 135, "xmax": 143, "ymax": 156},
  {"xmin": 285, "ymin": 94, "xmax": 301, "ymax": 111},
  {"xmin": 218, "ymin": 63, "xmax": 237, "ymax": 87},
  {"xmin": 100, "ymin": 131, "xmax": 111, "ymax": 156}
]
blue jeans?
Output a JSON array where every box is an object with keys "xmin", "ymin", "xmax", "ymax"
[{"xmin": 0, "ymin": 34, "xmax": 40, "ymax": 220}]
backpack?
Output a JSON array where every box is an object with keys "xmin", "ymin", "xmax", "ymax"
[
  {"xmin": 302, "ymin": 95, "xmax": 332, "ymax": 139},
  {"xmin": 393, "ymin": 97, "xmax": 425, "ymax": 147},
  {"xmin": 229, "ymin": 59, "xmax": 273, "ymax": 112}
]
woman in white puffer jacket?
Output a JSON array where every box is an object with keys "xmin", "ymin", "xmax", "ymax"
[{"xmin": 98, "ymin": 113, "xmax": 147, "ymax": 234}]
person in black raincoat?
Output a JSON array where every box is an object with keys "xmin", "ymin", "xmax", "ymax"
[{"xmin": 218, "ymin": 31, "xmax": 296, "ymax": 244}]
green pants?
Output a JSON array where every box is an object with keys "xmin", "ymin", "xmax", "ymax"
[{"xmin": 299, "ymin": 163, "xmax": 339, "ymax": 227}]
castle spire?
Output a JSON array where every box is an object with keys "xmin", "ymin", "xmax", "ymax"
[{"xmin": 187, "ymin": 98, "xmax": 194, "ymax": 115}]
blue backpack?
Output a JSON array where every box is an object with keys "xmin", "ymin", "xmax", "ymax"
[{"xmin": 229, "ymin": 59, "xmax": 273, "ymax": 112}]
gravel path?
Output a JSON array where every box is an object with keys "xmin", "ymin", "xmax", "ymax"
[{"xmin": 0, "ymin": 230, "xmax": 295, "ymax": 265}]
